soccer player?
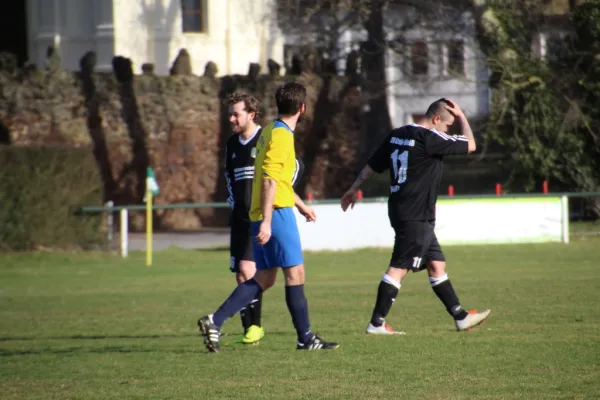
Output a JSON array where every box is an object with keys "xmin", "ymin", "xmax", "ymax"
[
  {"xmin": 224, "ymin": 93, "xmax": 306, "ymax": 345},
  {"xmin": 341, "ymin": 98, "xmax": 491, "ymax": 334},
  {"xmin": 199, "ymin": 82, "xmax": 339, "ymax": 352}
]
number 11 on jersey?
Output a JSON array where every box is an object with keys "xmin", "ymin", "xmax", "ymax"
[{"xmin": 391, "ymin": 149, "xmax": 409, "ymax": 184}]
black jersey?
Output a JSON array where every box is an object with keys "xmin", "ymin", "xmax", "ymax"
[
  {"xmin": 225, "ymin": 128, "xmax": 305, "ymax": 223},
  {"xmin": 367, "ymin": 124, "xmax": 469, "ymax": 222}
]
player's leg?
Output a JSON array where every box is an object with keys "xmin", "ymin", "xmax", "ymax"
[
  {"xmin": 198, "ymin": 267, "xmax": 276, "ymax": 352},
  {"xmin": 238, "ymin": 237, "xmax": 265, "ymax": 344},
  {"xmin": 366, "ymin": 221, "xmax": 425, "ymax": 335},
  {"xmin": 424, "ymin": 223, "xmax": 491, "ymax": 331},
  {"xmin": 198, "ymin": 223, "xmax": 277, "ymax": 353},
  {"xmin": 239, "ymin": 232, "xmax": 264, "ymax": 334},
  {"xmin": 236, "ymin": 259, "xmax": 261, "ymax": 342},
  {"xmin": 272, "ymin": 208, "xmax": 339, "ymax": 350},
  {"xmin": 230, "ymin": 226, "xmax": 254, "ymax": 335}
]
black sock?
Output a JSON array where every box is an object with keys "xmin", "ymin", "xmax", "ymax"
[
  {"xmin": 285, "ymin": 285, "xmax": 313, "ymax": 344},
  {"xmin": 249, "ymin": 291, "xmax": 263, "ymax": 327},
  {"xmin": 431, "ymin": 277, "xmax": 468, "ymax": 320},
  {"xmin": 370, "ymin": 276, "xmax": 400, "ymax": 327},
  {"xmin": 240, "ymin": 306, "xmax": 252, "ymax": 333}
]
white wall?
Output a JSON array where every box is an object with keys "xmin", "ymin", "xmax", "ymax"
[
  {"xmin": 27, "ymin": 0, "xmax": 285, "ymax": 76},
  {"xmin": 293, "ymin": 197, "xmax": 567, "ymax": 252},
  {"xmin": 27, "ymin": 0, "xmax": 115, "ymax": 72},
  {"xmin": 114, "ymin": 0, "xmax": 286, "ymax": 76}
]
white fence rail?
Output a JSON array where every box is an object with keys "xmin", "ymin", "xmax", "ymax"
[{"xmin": 81, "ymin": 193, "xmax": 582, "ymax": 257}]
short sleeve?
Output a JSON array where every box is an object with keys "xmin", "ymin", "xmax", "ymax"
[
  {"xmin": 262, "ymin": 128, "xmax": 293, "ymax": 182},
  {"xmin": 424, "ymin": 130, "xmax": 469, "ymax": 156},
  {"xmin": 367, "ymin": 134, "xmax": 391, "ymax": 173},
  {"xmin": 292, "ymin": 157, "xmax": 305, "ymax": 189}
]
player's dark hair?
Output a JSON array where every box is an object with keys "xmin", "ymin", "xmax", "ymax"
[
  {"xmin": 424, "ymin": 98, "xmax": 453, "ymax": 120},
  {"xmin": 229, "ymin": 93, "xmax": 260, "ymax": 121},
  {"xmin": 274, "ymin": 82, "xmax": 307, "ymax": 116}
]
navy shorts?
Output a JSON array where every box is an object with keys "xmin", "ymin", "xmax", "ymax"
[
  {"xmin": 229, "ymin": 218, "xmax": 254, "ymax": 273},
  {"xmin": 251, "ymin": 207, "xmax": 304, "ymax": 269}
]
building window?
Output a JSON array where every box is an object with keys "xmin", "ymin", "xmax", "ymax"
[
  {"xmin": 181, "ymin": 0, "xmax": 207, "ymax": 33},
  {"xmin": 545, "ymin": 33, "xmax": 568, "ymax": 62},
  {"xmin": 410, "ymin": 41, "xmax": 428, "ymax": 76},
  {"xmin": 447, "ymin": 40, "xmax": 464, "ymax": 76}
]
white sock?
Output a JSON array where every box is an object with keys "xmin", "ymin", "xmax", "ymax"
[
  {"xmin": 429, "ymin": 273, "xmax": 449, "ymax": 287},
  {"xmin": 382, "ymin": 274, "xmax": 401, "ymax": 289}
]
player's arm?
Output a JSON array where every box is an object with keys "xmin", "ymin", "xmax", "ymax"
[
  {"xmin": 340, "ymin": 165, "xmax": 374, "ymax": 211},
  {"xmin": 424, "ymin": 129, "xmax": 471, "ymax": 156},
  {"xmin": 292, "ymin": 157, "xmax": 305, "ymax": 189},
  {"xmin": 446, "ymin": 99, "xmax": 476, "ymax": 152},
  {"xmin": 289, "ymin": 157, "xmax": 315, "ymax": 222},
  {"xmin": 294, "ymin": 192, "xmax": 316, "ymax": 222},
  {"xmin": 224, "ymin": 142, "xmax": 234, "ymax": 209},
  {"xmin": 428, "ymin": 99, "xmax": 476, "ymax": 155},
  {"xmin": 348, "ymin": 165, "xmax": 375, "ymax": 193},
  {"xmin": 260, "ymin": 178, "xmax": 277, "ymax": 222},
  {"xmin": 256, "ymin": 129, "xmax": 291, "ymax": 244},
  {"xmin": 456, "ymin": 114, "xmax": 476, "ymax": 153},
  {"xmin": 341, "ymin": 134, "xmax": 390, "ymax": 211}
]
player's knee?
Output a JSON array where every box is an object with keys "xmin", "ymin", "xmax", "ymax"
[
  {"xmin": 283, "ymin": 264, "xmax": 305, "ymax": 286},
  {"xmin": 235, "ymin": 272, "xmax": 245, "ymax": 284},
  {"xmin": 426, "ymin": 260, "xmax": 447, "ymax": 277},
  {"xmin": 385, "ymin": 266, "xmax": 408, "ymax": 283},
  {"xmin": 238, "ymin": 260, "xmax": 256, "ymax": 282},
  {"xmin": 254, "ymin": 269, "xmax": 277, "ymax": 290}
]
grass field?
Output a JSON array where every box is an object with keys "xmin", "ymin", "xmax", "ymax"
[{"xmin": 1, "ymin": 237, "xmax": 599, "ymax": 400}]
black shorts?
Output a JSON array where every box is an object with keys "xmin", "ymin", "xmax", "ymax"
[
  {"xmin": 389, "ymin": 220, "xmax": 446, "ymax": 272},
  {"xmin": 229, "ymin": 219, "xmax": 254, "ymax": 273}
]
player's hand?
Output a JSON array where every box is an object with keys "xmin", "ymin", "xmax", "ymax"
[
  {"xmin": 443, "ymin": 98, "xmax": 465, "ymax": 118},
  {"xmin": 298, "ymin": 205, "xmax": 317, "ymax": 222},
  {"xmin": 256, "ymin": 220, "xmax": 272, "ymax": 245},
  {"xmin": 341, "ymin": 189, "xmax": 358, "ymax": 212}
]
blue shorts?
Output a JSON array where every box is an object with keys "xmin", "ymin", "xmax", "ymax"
[{"xmin": 251, "ymin": 207, "xmax": 304, "ymax": 269}]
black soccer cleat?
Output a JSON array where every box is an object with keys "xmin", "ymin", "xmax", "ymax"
[
  {"xmin": 198, "ymin": 315, "xmax": 221, "ymax": 353},
  {"xmin": 296, "ymin": 335, "xmax": 340, "ymax": 350}
]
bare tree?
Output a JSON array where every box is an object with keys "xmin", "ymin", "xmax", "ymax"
[{"xmin": 273, "ymin": 0, "xmax": 478, "ymax": 153}]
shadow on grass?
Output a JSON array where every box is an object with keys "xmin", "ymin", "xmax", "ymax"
[
  {"xmin": 0, "ymin": 330, "xmax": 292, "ymax": 344},
  {"xmin": 194, "ymin": 246, "xmax": 230, "ymax": 252},
  {"xmin": 0, "ymin": 333, "xmax": 198, "ymax": 342},
  {"xmin": 0, "ymin": 346, "xmax": 199, "ymax": 356},
  {"xmin": 0, "ymin": 332, "xmax": 294, "ymax": 357}
]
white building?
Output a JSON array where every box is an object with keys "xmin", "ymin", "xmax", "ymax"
[
  {"xmin": 26, "ymin": 0, "xmax": 490, "ymax": 125},
  {"xmin": 26, "ymin": 0, "xmax": 285, "ymax": 76},
  {"xmin": 384, "ymin": 23, "xmax": 492, "ymax": 127},
  {"xmin": 278, "ymin": 4, "xmax": 491, "ymax": 127}
]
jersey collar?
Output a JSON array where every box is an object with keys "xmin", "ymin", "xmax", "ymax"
[
  {"xmin": 274, "ymin": 118, "xmax": 294, "ymax": 134},
  {"xmin": 409, "ymin": 123, "xmax": 444, "ymax": 136},
  {"xmin": 239, "ymin": 126, "xmax": 261, "ymax": 145}
]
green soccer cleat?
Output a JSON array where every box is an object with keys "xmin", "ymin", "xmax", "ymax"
[{"xmin": 242, "ymin": 325, "xmax": 265, "ymax": 344}]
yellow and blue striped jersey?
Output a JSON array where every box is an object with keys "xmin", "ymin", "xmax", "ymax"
[{"xmin": 249, "ymin": 119, "xmax": 296, "ymax": 222}]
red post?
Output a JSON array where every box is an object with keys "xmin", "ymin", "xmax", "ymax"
[
  {"xmin": 448, "ymin": 185, "xmax": 455, "ymax": 196},
  {"xmin": 307, "ymin": 191, "xmax": 314, "ymax": 201},
  {"xmin": 357, "ymin": 190, "xmax": 363, "ymax": 200},
  {"xmin": 496, "ymin": 183, "xmax": 502, "ymax": 196},
  {"xmin": 543, "ymin": 180, "xmax": 549, "ymax": 194}
]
